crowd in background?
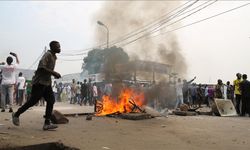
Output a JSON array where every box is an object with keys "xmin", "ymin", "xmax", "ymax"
[
  {"xmin": 174, "ymin": 73, "xmax": 250, "ymax": 117},
  {"xmin": 1, "ymin": 53, "xmax": 250, "ymax": 117}
]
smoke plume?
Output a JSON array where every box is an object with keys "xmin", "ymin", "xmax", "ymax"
[
  {"xmin": 94, "ymin": 1, "xmax": 188, "ymax": 109},
  {"xmin": 94, "ymin": 1, "xmax": 187, "ymax": 77}
]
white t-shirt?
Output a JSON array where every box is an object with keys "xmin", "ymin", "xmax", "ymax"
[
  {"xmin": 175, "ymin": 82, "xmax": 183, "ymax": 96},
  {"xmin": 0, "ymin": 64, "xmax": 18, "ymax": 85},
  {"xmin": 93, "ymin": 85, "xmax": 98, "ymax": 97},
  {"xmin": 52, "ymin": 83, "xmax": 58, "ymax": 93},
  {"xmin": 17, "ymin": 76, "xmax": 26, "ymax": 90}
]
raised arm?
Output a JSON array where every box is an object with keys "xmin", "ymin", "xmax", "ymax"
[
  {"xmin": 10, "ymin": 52, "xmax": 19, "ymax": 64},
  {"xmin": 187, "ymin": 76, "xmax": 196, "ymax": 84}
]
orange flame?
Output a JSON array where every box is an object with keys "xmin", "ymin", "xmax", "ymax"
[{"xmin": 96, "ymin": 88, "xmax": 145, "ymax": 116}]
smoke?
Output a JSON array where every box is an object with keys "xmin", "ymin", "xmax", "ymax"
[
  {"xmin": 94, "ymin": 1, "xmax": 188, "ymax": 109},
  {"xmin": 94, "ymin": 1, "xmax": 187, "ymax": 77}
]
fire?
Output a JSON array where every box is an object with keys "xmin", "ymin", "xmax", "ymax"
[{"xmin": 96, "ymin": 88, "xmax": 145, "ymax": 116}]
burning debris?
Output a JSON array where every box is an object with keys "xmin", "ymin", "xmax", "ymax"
[
  {"xmin": 94, "ymin": 88, "xmax": 155, "ymax": 120},
  {"xmin": 95, "ymin": 88, "xmax": 145, "ymax": 116}
]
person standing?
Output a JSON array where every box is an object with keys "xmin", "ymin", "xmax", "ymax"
[
  {"xmin": 17, "ymin": 72, "xmax": 26, "ymax": 106},
  {"xmin": 80, "ymin": 79, "xmax": 88, "ymax": 106},
  {"xmin": 196, "ymin": 84, "xmax": 203, "ymax": 108},
  {"xmin": 215, "ymin": 79, "xmax": 224, "ymax": 99},
  {"xmin": 76, "ymin": 81, "xmax": 81, "ymax": 104},
  {"xmin": 93, "ymin": 82, "xmax": 98, "ymax": 112},
  {"xmin": 70, "ymin": 79, "xmax": 77, "ymax": 104},
  {"xmin": 240, "ymin": 74, "xmax": 250, "ymax": 116},
  {"xmin": 0, "ymin": 53, "xmax": 19, "ymax": 112},
  {"xmin": 87, "ymin": 79, "xmax": 93, "ymax": 106},
  {"xmin": 182, "ymin": 76, "xmax": 196, "ymax": 105},
  {"xmin": 12, "ymin": 41, "xmax": 61, "ymax": 130},
  {"xmin": 226, "ymin": 81, "xmax": 234, "ymax": 102},
  {"xmin": 233, "ymin": 73, "xmax": 242, "ymax": 115},
  {"xmin": 175, "ymin": 78, "xmax": 183, "ymax": 109},
  {"xmin": 52, "ymin": 81, "xmax": 58, "ymax": 102}
]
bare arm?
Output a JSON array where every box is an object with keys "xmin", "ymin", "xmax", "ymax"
[
  {"xmin": 187, "ymin": 76, "xmax": 196, "ymax": 84},
  {"xmin": 10, "ymin": 52, "xmax": 19, "ymax": 64},
  {"xmin": 39, "ymin": 67, "xmax": 61, "ymax": 79}
]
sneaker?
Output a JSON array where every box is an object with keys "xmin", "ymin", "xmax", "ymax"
[
  {"xmin": 43, "ymin": 124, "xmax": 58, "ymax": 131},
  {"xmin": 9, "ymin": 108, "xmax": 13, "ymax": 113},
  {"xmin": 12, "ymin": 113, "xmax": 20, "ymax": 126},
  {"xmin": 1, "ymin": 109, "xmax": 5, "ymax": 112}
]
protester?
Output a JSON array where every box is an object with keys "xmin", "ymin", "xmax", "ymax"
[
  {"xmin": 80, "ymin": 79, "xmax": 88, "ymax": 106},
  {"xmin": 17, "ymin": 72, "xmax": 26, "ymax": 106},
  {"xmin": 25, "ymin": 80, "xmax": 32, "ymax": 102},
  {"xmin": 196, "ymin": 84, "xmax": 203, "ymax": 107},
  {"xmin": 57, "ymin": 82, "xmax": 63, "ymax": 102},
  {"xmin": 239, "ymin": 74, "xmax": 250, "ymax": 116},
  {"xmin": 87, "ymin": 79, "xmax": 93, "ymax": 106},
  {"xmin": 175, "ymin": 78, "xmax": 183, "ymax": 109},
  {"xmin": 76, "ymin": 81, "xmax": 81, "ymax": 104},
  {"xmin": 233, "ymin": 73, "xmax": 242, "ymax": 115},
  {"xmin": 0, "ymin": 52, "xmax": 19, "ymax": 112},
  {"xmin": 66, "ymin": 84, "xmax": 71, "ymax": 103},
  {"xmin": 70, "ymin": 79, "xmax": 77, "ymax": 104},
  {"xmin": 226, "ymin": 81, "xmax": 234, "ymax": 102},
  {"xmin": 190, "ymin": 83, "xmax": 197, "ymax": 107},
  {"xmin": 12, "ymin": 41, "xmax": 61, "ymax": 130},
  {"xmin": 52, "ymin": 81, "xmax": 58, "ymax": 102},
  {"xmin": 93, "ymin": 82, "xmax": 98, "ymax": 112},
  {"xmin": 215, "ymin": 79, "xmax": 224, "ymax": 99},
  {"xmin": 182, "ymin": 76, "xmax": 196, "ymax": 105}
]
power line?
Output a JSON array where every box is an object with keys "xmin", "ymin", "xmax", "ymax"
[
  {"xmin": 53, "ymin": 1, "xmax": 198, "ymax": 54},
  {"xmin": 59, "ymin": 51, "xmax": 89, "ymax": 56},
  {"xmin": 107, "ymin": 0, "xmax": 198, "ymax": 46},
  {"xmin": 28, "ymin": 47, "xmax": 46, "ymax": 69},
  {"xmin": 153, "ymin": 2, "xmax": 250, "ymax": 38},
  {"xmin": 114, "ymin": 1, "xmax": 214, "ymax": 47},
  {"xmin": 118, "ymin": 0, "xmax": 217, "ymax": 47},
  {"xmin": 57, "ymin": 58, "xmax": 84, "ymax": 61}
]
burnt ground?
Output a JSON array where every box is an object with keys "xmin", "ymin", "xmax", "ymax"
[{"xmin": 0, "ymin": 102, "xmax": 250, "ymax": 150}]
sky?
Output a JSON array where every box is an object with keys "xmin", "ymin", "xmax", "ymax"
[{"xmin": 0, "ymin": 1, "xmax": 250, "ymax": 84}]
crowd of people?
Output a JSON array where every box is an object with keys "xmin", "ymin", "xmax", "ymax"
[
  {"xmin": 1, "ymin": 42, "xmax": 250, "ymax": 131},
  {"xmin": 174, "ymin": 73, "xmax": 250, "ymax": 117},
  {"xmin": 51, "ymin": 79, "xmax": 100, "ymax": 107}
]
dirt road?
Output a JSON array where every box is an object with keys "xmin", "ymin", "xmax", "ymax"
[{"xmin": 0, "ymin": 102, "xmax": 250, "ymax": 150}]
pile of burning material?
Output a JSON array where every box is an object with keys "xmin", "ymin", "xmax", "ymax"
[{"xmin": 95, "ymin": 88, "xmax": 153, "ymax": 120}]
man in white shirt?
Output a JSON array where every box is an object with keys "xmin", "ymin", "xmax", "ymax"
[
  {"xmin": 0, "ymin": 53, "xmax": 19, "ymax": 112},
  {"xmin": 175, "ymin": 78, "xmax": 184, "ymax": 109},
  {"xmin": 17, "ymin": 72, "xmax": 26, "ymax": 106}
]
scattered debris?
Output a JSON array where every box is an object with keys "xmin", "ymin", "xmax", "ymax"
[
  {"xmin": 64, "ymin": 113, "xmax": 94, "ymax": 117},
  {"xmin": 161, "ymin": 125, "xmax": 166, "ymax": 128},
  {"xmin": 173, "ymin": 110, "xmax": 197, "ymax": 116},
  {"xmin": 86, "ymin": 115, "xmax": 93, "ymax": 121},
  {"xmin": 102, "ymin": 146, "xmax": 111, "ymax": 149},
  {"xmin": 0, "ymin": 132, "xmax": 9, "ymax": 135},
  {"xmin": 212, "ymin": 99, "xmax": 237, "ymax": 117},
  {"xmin": 1, "ymin": 142, "xmax": 80, "ymax": 150},
  {"xmin": 51, "ymin": 110, "xmax": 69, "ymax": 124}
]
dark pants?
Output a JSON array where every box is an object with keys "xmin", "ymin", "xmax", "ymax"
[
  {"xmin": 18, "ymin": 89, "xmax": 25, "ymax": 106},
  {"xmin": 235, "ymin": 94, "xmax": 241, "ymax": 115},
  {"xmin": 15, "ymin": 84, "xmax": 55, "ymax": 120},
  {"xmin": 183, "ymin": 91, "xmax": 189, "ymax": 104},
  {"xmin": 241, "ymin": 96, "xmax": 250, "ymax": 116}
]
